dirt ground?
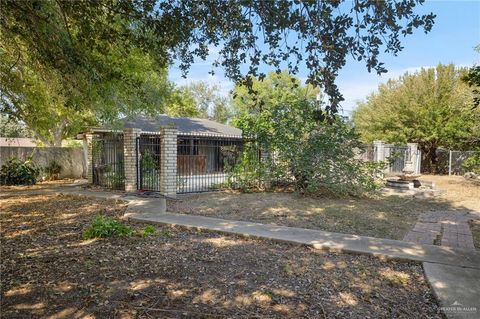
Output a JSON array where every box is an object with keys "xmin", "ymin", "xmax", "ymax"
[
  {"xmin": 168, "ymin": 175, "xmax": 480, "ymax": 241},
  {"xmin": 0, "ymin": 192, "xmax": 441, "ymax": 318},
  {"xmin": 421, "ymin": 175, "xmax": 480, "ymax": 249}
]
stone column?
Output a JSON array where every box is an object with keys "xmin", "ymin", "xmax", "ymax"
[
  {"xmin": 84, "ymin": 132, "xmax": 94, "ymax": 184},
  {"xmin": 123, "ymin": 128, "xmax": 141, "ymax": 192},
  {"xmin": 373, "ymin": 140, "xmax": 385, "ymax": 162},
  {"xmin": 160, "ymin": 127, "xmax": 178, "ymax": 197},
  {"xmin": 407, "ymin": 143, "xmax": 420, "ymax": 174}
]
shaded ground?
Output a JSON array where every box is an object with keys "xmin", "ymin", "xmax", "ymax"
[
  {"xmin": 0, "ymin": 192, "xmax": 441, "ymax": 318},
  {"xmin": 168, "ymin": 176, "xmax": 479, "ymax": 241}
]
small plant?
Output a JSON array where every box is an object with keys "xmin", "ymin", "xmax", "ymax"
[
  {"xmin": 83, "ymin": 215, "xmax": 135, "ymax": 239},
  {"xmin": 141, "ymin": 225, "xmax": 156, "ymax": 237},
  {"xmin": 0, "ymin": 157, "xmax": 40, "ymax": 185},
  {"xmin": 385, "ymin": 272, "xmax": 410, "ymax": 287},
  {"xmin": 44, "ymin": 160, "xmax": 62, "ymax": 180}
]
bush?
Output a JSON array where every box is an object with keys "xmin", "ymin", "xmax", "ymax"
[
  {"xmin": 0, "ymin": 157, "xmax": 40, "ymax": 185},
  {"xmin": 462, "ymin": 153, "xmax": 480, "ymax": 174},
  {"xmin": 83, "ymin": 215, "xmax": 135, "ymax": 239},
  {"xmin": 288, "ymin": 123, "xmax": 386, "ymax": 196},
  {"xmin": 44, "ymin": 160, "xmax": 62, "ymax": 180},
  {"xmin": 232, "ymin": 119, "xmax": 385, "ymax": 197}
]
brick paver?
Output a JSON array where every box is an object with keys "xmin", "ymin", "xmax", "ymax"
[{"xmin": 404, "ymin": 210, "xmax": 477, "ymax": 251}]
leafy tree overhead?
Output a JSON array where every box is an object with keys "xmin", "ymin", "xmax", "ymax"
[
  {"xmin": 1, "ymin": 43, "xmax": 173, "ymax": 146},
  {"xmin": 2, "ymin": 0, "xmax": 436, "ymax": 117},
  {"xmin": 352, "ymin": 64, "xmax": 480, "ymax": 172}
]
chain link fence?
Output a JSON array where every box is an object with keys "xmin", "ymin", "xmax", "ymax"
[{"xmin": 421, "ymin": 149, "xmax": 478, "ymax": 175}]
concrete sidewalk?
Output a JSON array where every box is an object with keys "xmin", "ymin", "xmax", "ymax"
[
  {"xmin": 7, "ymin": 185, "xmax": 479, "ymax": 318},
  {"xmin": 126, "ymin": 209, "xmax": 480, "ymax": 270}
]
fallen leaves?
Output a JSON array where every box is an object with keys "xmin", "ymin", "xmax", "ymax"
[{"xmin": 1, "ymin": 191, "xmax": 442, "ymax": 318}]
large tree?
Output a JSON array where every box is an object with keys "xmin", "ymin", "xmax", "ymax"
[
  {"xmin": 462, "ymin": 45, "xmax": 480, "ymax": 108},
  {"xmin": 183, "ymin": 82, "xmax": 233, "ymax": 124},
  {"xmin": 231, "ymin": 72, "xmax": 383, "ymax": 196},
  {"xmin": 0, "ymin": 114, "xmax": 32, "ymax": 138},
  {"xmin": 352, "ymin": 64, "xmax": 480, "ymax": 172},
  {"xmin": 1, "ymin": 44, "xmax": 173, "ymax": 145},
  {"xmin": 2, "ymin": 0, "xmax": 436, "ymax": 117}
]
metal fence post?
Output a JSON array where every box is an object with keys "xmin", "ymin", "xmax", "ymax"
[{"xmin": 448, "ymin": 150, "xmax": 452, "ymax": 176}]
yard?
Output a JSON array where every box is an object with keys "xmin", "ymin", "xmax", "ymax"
[
  {"xmin": 0, "ymin": 190, "xmax": 441, "ymax": 318},
  {"xmin": 168, "ymin": 175, "xmax": 480, "ymax": 243}
]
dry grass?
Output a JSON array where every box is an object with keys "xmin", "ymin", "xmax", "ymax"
[
  {"xmin": 419, "ymin": 175, "xmax": 480, "ymax": 212},
  {"xmin": 168, "ymin": 176, "xmax": 480, "ymax": 241},
  {"xmin": 0, "ymin": 192, "xmax": 441, "ymax": 318}
]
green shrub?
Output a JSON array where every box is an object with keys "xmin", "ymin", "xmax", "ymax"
[
  {"xmin": 230, "ymin": 120, "xmax": 386, "ymax": 197},
  {"xmin": 83, "ymin": 215, "xmax": 135, "ymax": 239},
  {"xmin": 44, "ymin": 160, "xmax": 62, "ymax": 180},
  {"xmin": 462, "ymin": 152, "xmax": 480, "ymax": 174},
  {"xmin": 0, "ymin": 157, "xmax": 40, "ymax": 185},
  {"xmin": 141, "ymin": 225, "xmax": 156, "ymax": 237}
]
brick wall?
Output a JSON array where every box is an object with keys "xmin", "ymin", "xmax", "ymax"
[
  {"xmin": 123, "ymin": 128, "xmax": 141, "ymax": 192},
  {"xmin": 160, "ymin": 128, "xmax": 178, "ymax": 196},
  {"xmin": 85, "ymin": 133, "xmax": 94, "ymax": 184},
  {"xmin": 160, "ymin": 128, "xmax": 178, "ymax": 197}
]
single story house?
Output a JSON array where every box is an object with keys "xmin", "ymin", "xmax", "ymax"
[{"xmin": 85, "ymin": 115, "xmax": 244, "ymax": 194}]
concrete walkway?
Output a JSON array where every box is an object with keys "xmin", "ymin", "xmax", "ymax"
[{"xmin": 6, "ymin": 185, "xmax": 479, "ymax": 318}]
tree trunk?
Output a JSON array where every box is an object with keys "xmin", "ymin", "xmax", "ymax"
[
  {"xmin": 52, "ymin": 118, "xmax": 67, "ymax": 147},
  {"xmin": 420, "ymin": 144, "xmax": 438, "ymax": 174}
]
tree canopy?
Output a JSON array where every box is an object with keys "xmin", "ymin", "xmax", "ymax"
[
  {"xmin": 2, "ymin": 0, "xmax": 436, "ymax": 117},
  {"xmin": 182, "ymin": 82, "xmax": 233, "ymax": 124},
  {"xmin": 0, "ymin": 114, "xmax": 32, "ymax": 138},
  {"xmin": 230, "ymin": 72, "xmax": 383, "ymax": 196},
  {"xmin": 461, "ymin": 45, "xmax": 480, "ymax": 108},
  {"xmin": 352, "ymin": 64, "xmax": 480, "ymax": 171}
]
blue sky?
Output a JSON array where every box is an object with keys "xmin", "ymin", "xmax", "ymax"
[{"xmin": 169, "ymin": 0, "xmax": 480, "ymax": 117}]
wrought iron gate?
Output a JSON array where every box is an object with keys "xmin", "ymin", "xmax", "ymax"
[
  {"xmin": 177, "ymin": 134, "xmax": 243, "ymax": 193},
  {"xmin": 92, "ymin": 133, "xmax": 125, "ymax": 190},
  {"xmin": 384, "ymin": 145, "xmax": 420, "ymax": 173},
  {"xmin": 136, "ymin": 134, "xmax": 162, "ymax": 191}
]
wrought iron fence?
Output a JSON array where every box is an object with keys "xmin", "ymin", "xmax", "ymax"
[
  {"xmin": 92, "ymin": 133, "xmax": 125, "ymax": 190},
  {"xmin": 176, "ymin": 134, "xmax": 244, "ymax": 193},
  {"xmin": 136, "ymin": 134, "xmax": 162, "ymax": 191},
  {"xmin": 384, "ymin": 145, "xmax": 410, "ymax": 173}
]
